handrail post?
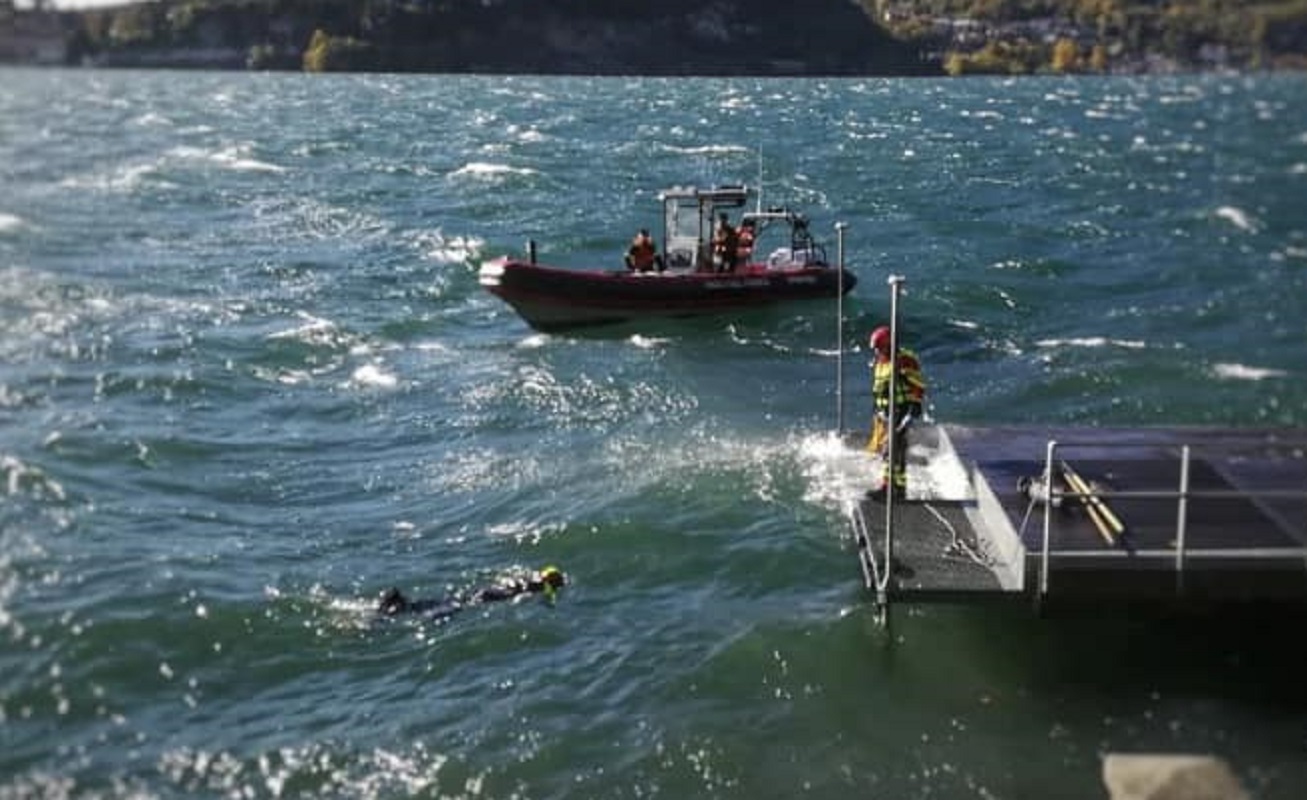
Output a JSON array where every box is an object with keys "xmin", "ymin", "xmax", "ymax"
[
  {"xmin": 1039, "ymin": 439, "xmax": 1057, "ymax": 611},
  {"xmin": 880, "ymin": 275, "xmax": 905, "ymax": 613},
  {"xmin": 1175, "ymin": 445, "xmax": 1191, "ymax": 596},
  {"xmin": 835, "ymin": 222, "xmax": 848, "ymax": 436}
]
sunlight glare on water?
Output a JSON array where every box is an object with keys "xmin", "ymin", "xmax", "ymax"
[{"xmin": 1, "ymin": 68, "xmax": 1305, "ymax": 799}]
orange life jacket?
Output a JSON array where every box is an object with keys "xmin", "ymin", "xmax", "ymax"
[
  {"xmin": 737, "ymin": 227, "xmax": 755, "ymax": 259},
  {"xmin": 628, "ymin": 236, "xmax": 656, "ymax": 270}
]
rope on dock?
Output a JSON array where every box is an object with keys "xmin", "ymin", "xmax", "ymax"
[{"xmin": 923, "ymin": 501, "xmax": 994, "ymax": 569}]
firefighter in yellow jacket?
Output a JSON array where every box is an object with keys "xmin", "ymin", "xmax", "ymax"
[{"xmin": 866, "ymin": 325, "xmax": 927, "ymax": 501}]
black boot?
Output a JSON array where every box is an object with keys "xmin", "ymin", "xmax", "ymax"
[{"xmin": 865, "ymin": 483, "xmax": 906, "ymax": 503}]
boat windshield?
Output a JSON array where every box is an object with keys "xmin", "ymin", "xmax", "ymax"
[{"xmin": 659, "ymin": 185, "xmax": 749, "ymax": 270}]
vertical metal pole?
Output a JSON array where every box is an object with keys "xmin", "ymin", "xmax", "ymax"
[
  {"xmin": 1039, "ymin": 440, "xmax": 1057, "ymax": 610},
  {"xmin": 835, "ymin": 222, "xmax": 848, "ymax": 436},
  {"xmin": 881, "ymin": 275, "xmax": 904, "ymax": 603},
  {"xmin": 527, "ymin": 239, "xmax": 537, "ymax": 265},
  {"xmin": 1175, "ymin": 445, "xmax": 1191, "ymax": 596}
]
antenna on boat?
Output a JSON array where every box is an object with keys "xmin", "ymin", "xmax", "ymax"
[
  {"xmin": 755, "ymin": 146, "xmax": 764, "ymax": 213},
  {"xmin": 835, "ymin": 222, "xmax": 847, "ymax": 436}
]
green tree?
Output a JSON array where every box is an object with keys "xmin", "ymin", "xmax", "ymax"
[
  {"xmin": 1050, "ymin": 36, "xmax": 1080, "ymax": 71},
  {"xmin": 302, "ymin": 27, "xmax": 373, "ymax": 71}
]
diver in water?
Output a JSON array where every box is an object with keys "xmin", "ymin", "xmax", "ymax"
[{"xmin": 377, "ymin": 566, "xmax": 566, "ymax": 620}]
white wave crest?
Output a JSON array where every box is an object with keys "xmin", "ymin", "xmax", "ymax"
[
  {"xmin": 1212, "ymin": 362, "xmax": 1287, "ymax": 381},
  {"xmin": 255, "ymin": 368, "xmax": 314, "ymax": 385},
  {"xmin": 60, "ymin": 162, "xmax": 163, "ymax": 192},
  {"xmin": 795, "ymin": 430, "xmax": 877, "ymax": 513},
  {"xmin": 415, "ymin": 230, "xmax": 484, "ymax": 264},
  {"xmin": 484, "ymin": 519, "xmax": 564, "ymax": 546},
  {"xmin": 170, "ymin": 145, "xmax": 285, "ymax": 173},
  {"xmin": 154, "ymin": 741, "xmax": 458, "ymax": 799},
  {"xmin": 2, "ymin": 454, "xmax": 67, "ymax": 501},
  {"xmin": 448, "ymin": 162, "xmax": 537, "ymax": 179},
  {"xmin": 348, "ymin": 363, "xmax": 399, "ymax": 390},
  {"xmin": 795, "ymin": 427, "xmax": 972, "ymax": 515},
  {"xmin": 628, "ymin": 334, "xmax": 669, "ymax": 349},
  {"xmin": 267, "ymin": 313, "xmax": 339, "ymax": 343},
  {"xmin": 0, "ymin": 212, "xmax": 25, "ymax": 233},
  {"xmin": 0, "ymin": 385, "xmax": 25, "ymax": 409},
  {"xmin": 131, "ymin": 111, "xmax": 172, "ymax": 128},
  {"xmin": 211, "ymin": 147, "xmax": 285, "ymax": 173},
  {"xmin": 414, "ymin": 340, "xmax": 453, "ymax": 355},
  {"xmin": 1213, "ymin": 205, "xmax": 1259, "ymax": 233},
  {"xmin": 249, "ymin": 196, "xmax": 390, "ymax": 241},
  {"xmin": 1035, "ymin": 337, "xmax": 1146, "ymax": 350},
  {"xmin": 504, "ymin": 124, "xmax": 546, "ymax": 143},
  {"xmin": 661, "ymin": 144, "xmax": 752, "ymax": 156},
  {"xmin": 517, "ymin": 334, "xmax": 551, "ymax": 349}
]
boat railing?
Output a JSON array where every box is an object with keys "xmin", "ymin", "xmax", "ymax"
[{"xmin": 1035, "ymin": 437, "xmax": 1307, "ymax": 605}]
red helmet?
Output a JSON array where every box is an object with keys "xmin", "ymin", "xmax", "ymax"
[{"xmin": 869, "ymin": 326, "xmax": 891, "ymax": 350}]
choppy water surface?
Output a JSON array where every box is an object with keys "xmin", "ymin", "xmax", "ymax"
[{"xmin": 2, "ymin": 68, "xmax": 1306, "ymax": 799}]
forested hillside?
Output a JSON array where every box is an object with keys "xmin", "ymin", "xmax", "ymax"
[
  {"xmin": 875, "ymin": 0, "xmax": 1307, "ymax": 74},
  {"xmin": 61, "ymin": 0, "xmax": 930, "ymax": 74},
  {"xmin": 11, "ymin": 0, "xmax": 1307, "ymax": 74}
]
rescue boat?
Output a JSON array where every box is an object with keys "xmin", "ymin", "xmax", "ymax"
[{"xmin": 477, "ymin": 185, "xmax": 857, "ymax": 333}]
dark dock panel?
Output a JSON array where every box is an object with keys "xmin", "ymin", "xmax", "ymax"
[
  {"xmin": 853, "ymin": 499, "xmax": 1005, "ymax": 601},
  {"xmin": 847, "ymin": 424, "xmax": 1307, "ymax": 608},
  {"xmin": 976, "ymin": 456, "xmax": 1304, "ymax": 552}
]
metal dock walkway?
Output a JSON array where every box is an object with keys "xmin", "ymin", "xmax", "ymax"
[{"xmin": 852, "ymin": 423, "xmax": 1307, "ymax": 616}]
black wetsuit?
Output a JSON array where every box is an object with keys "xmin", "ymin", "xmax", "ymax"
[
  {"xmin": 386, "ymin": 595, "xmax": 465, "ymax": 621},
  {"xmin": 378, "ymin": 575, "xmax": 560, "ymax": 620}
]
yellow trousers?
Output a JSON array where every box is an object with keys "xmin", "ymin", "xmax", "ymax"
[{"xmin": 866, "ymin": 415, "xmax": 886, "ymax": 455}]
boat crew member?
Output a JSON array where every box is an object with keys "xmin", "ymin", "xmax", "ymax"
[
  {"xmin": 866, "ymin": 325, "xmax": 927, "ymax": 501},
  {"xmin": 712, "ymin": 213, "xmax": 739, "ymax": 273},
  {"xmin": 736, "ymin": 219, "xmax": 756, "ymax": 264},
  {"xmin": 377, "ymin": 566, "xmax": 566, "ymax": 619},
  {"xmin": 625, "ymin": 229, "xmax": 663, "ymax": 273}
]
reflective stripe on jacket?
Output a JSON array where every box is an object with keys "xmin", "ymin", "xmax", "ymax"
[{"xmin": 872, "ymin": 347, "xmax": 926, "ymax": 411}]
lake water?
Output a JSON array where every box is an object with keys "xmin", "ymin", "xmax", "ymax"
[{"xmin": 2, "ymin": 68, "xmax": 1305, "ymax": 799}]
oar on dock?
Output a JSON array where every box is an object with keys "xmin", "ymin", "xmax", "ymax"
[{"xmin": 1060, "ymin": 460, "xmax": 1126, "ymax": 546}]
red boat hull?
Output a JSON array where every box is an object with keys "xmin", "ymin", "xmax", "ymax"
[{"xmin": 479, "ymin": 258, "xmax": 857, "ymax": 332}]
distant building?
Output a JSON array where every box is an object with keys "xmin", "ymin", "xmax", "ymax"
[{"xmin": 0, "ymin": 0, "xmax": 68, "ymax": 64}]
